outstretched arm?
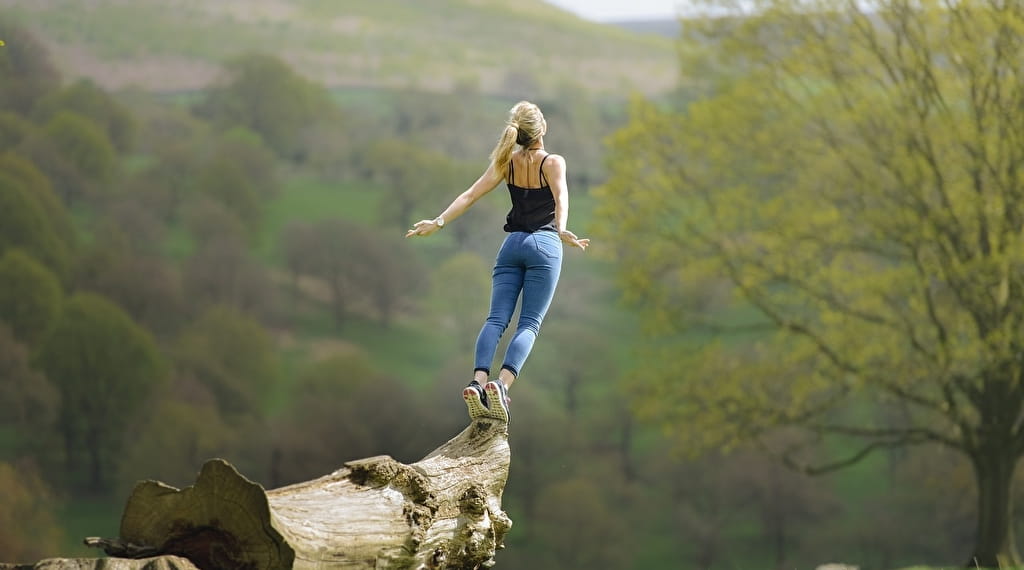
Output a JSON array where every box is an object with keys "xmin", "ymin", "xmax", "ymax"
[
  {"xmin": 407, "ymin": 163, "xmax": 504, "ymax": 238},
  {"xmin": 545, "ymin": 154, "xmax": 590, "ymax": 251}
]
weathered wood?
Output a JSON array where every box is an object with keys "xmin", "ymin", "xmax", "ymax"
[
  {"xmin": 86, "ymin": 418, "xmax": 511, "ymax": 570},
  {"xmin": 0, "ymin": 555, "xmax": 199, "ymax": 570}
]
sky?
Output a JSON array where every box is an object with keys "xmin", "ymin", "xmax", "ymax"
[{"xmin": 545, "ymin": 0, "xmax": 683, "ymax": 21}]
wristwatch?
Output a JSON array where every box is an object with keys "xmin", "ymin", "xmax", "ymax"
[{"xmin": 433, "ymin": 216, "xmax": 445, "ymax": 228}]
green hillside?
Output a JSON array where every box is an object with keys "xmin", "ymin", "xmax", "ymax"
[{"xmin": 2, "ymin": 0, "xmax": 677, "ymax": 96}]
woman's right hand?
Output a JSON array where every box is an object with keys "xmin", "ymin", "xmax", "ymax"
[{"xmin": 559, "ymin": 229, "xmax": 590, "ymax": 251}]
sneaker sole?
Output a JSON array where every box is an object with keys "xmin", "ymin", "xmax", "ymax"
[
  {"xmin": 463, "ymin": 387, "xmax": 490, "ymax": 420},
  {"xmin": 484, "ymin": 381, "xmax": 510, "ymax": 423}
]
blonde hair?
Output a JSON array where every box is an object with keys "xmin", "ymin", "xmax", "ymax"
[{"xmin": 489, "ymin": 101, "xmax": 546, "ymax": 180}]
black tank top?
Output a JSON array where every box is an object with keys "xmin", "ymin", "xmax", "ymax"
[{"xmin": 503, "ymin": 153, "xmax": 557, "ymax": 233}]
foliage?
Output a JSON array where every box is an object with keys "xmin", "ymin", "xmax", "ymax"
[
  {"xmin": 0, "ymin": 111, "xmax": 34, "ymax": 153},
  {"xmin": 282, "ymin": 217, "xmax": 422, "ymax": 328},
  {"xmin": 428, "ymin": 252, "xmax": 492, "ymax": 350},
  {"xmin": 32, "ymin": 78, "xmax": 136, "ymax": 153},
  {"xmin": 0, "ymin": 153, "xmax": 76, "ymax": 252},
  {"xmin": 36, "ymin": 292, "xmax": 165, "ymax": 493},
  {"xmin": 0, "ymin": 325, "xmax": 60, "ymax": 460},
  {"xmin": 0, "ymin": 170, "xmax": 70, "ymax": 280},
  {"xmin": 0, "ymin": 19, "xmax": 60, "ymax": 115},
  {"xmin": 269, "ymin": 349, "xmax": 435, "ymax": 485},
  {"xmin": 23, "ymin": 110, "xmax": 118, "ymax": 205},
  {"xmin": 192, "ymin": 53, "xmax": 339, "ymax": 162},
  {"xmin": 0, "ymin": 249, "xmax": 62, "ymax": 346},
  {"xmin": 0, "ymin": 460, "xmax": 64, "ymax": 562},
  {"xmin": 174, "ymin": 305, "xmax": 280, "ymax": 420},
  {"xmin": 596, "ymin": 0, "xmax": 1024, "ymax": 565}
]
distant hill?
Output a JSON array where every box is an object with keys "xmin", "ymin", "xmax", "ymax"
[
  {"xmin": 0, "ymin": 0, "xmax": 677, "ymax": 96},
  {"xmin": 611, "ymin": 19, "xmax": 682, "ymax": 38}
]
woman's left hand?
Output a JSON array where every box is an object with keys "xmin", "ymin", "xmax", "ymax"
[
  {"xmin": 406, "ymin": 219, "xmax": 442, "ymax": 238},
  {"xmin": 559, "ymin": 229, "xmax": 590, "ymax": 251}
]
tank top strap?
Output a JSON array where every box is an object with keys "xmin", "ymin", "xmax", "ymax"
[
  {"xmin": 507, "ymin": 158, "xmax": 515, "ymax": 183},
  {"xmin": 538, "ymin": 153, "xmax": 551, "ymax": 186}
]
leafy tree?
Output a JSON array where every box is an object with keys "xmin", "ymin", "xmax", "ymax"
[
  {"xmin": 0, "ymin": 21, "xmax": 60, "ymax": 115},
  {"xmin": 181, "ymin": 230, "xmax": 275, "ymax": 318},
  {"xmin": 37, "ymin": 292, "xmax": 165, "ymax": 493},
  {"xmin": 174, "ymin": 306, "xmax": 279, "ymax": 420},
  {"xmin": 269, "ymin": 350, "xmax": 432, "ymax": 486},
  {"xmin": 23, "ymin": 110, "xmax": 118, "ymax": 205},
  {"xmin": 117, "ymin": 398, "xmax": 237, "ymax": 490},
  {"xmin": 0, "ymin": 171, "xmax": 70, "ymax": 279},
  {"xmin": 0, "ymin": 249, "xmax": 62, "ymax": 346},
  {"xmin": 193, "ymin": 53, "xmax": 339, "ymax": 162},
  {"xmin": 75, "ymin": 224, "xmax": 185, "ymax": 336},
  {"xmin": 428, "ymin": 252, "xmax": 491, "ymax": 350},
  {"xmin": 0, "ymin": 325, "xmax": 60, "ymax": 460},
  {"xmin": 596, "ymin": 1, "xmax": 1024, "ymax": 565},
  {"xmin": 0, "ymin": 460, "xmax": 63, "ymax": 562},
  {"xmin": 0, "ymin": 111, "xmax": 34, "ymax": 153},
  {"xmin": 284, "ymin": 218, "xmax": 422, "ymax": 328},
  {"xmin": 0, "ymin": 153, "xmax": 76, "ymax": 251},
  {"xmin": 189, "ymin": 131, "xmax": 278, "ymax": 237},
  {"xmin": 361, "ymin": 230, "xmax": 424, "ymax": 327},
  {"xmin": 365, "ymin": 138, "xmax": 476, "ymax": 229},
  {"xmin": 42, "ymin": 110, "xmax": 118, "ymax": 185},
  {"xmin": 33, "ymin": 78, "xmax": 136, "ymax": 153},
  {"xmin": 529, "ymin": 478, "xmax": 630, "ymax": 570}
]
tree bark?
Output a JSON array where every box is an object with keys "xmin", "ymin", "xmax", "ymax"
[
  {"xmin": 968, "ymin": 448, "xmax": 1021, "ymax": 567},
  {"xmin": 80, "ymin": 418, "xmax": 511, "ymax": 570},
  {"xmin": 0, "ymin": 556, "xmax": 199, "ymax": 570}
]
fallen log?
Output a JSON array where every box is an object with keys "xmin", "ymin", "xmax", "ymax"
[{"xmin": 77, "ymin": 417, "xmax": 512, "ymax": 570}]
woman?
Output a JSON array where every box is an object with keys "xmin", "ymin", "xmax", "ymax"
[{"xmin": 406, "ymin": 100, "xmax": 589, "ymax": 423}]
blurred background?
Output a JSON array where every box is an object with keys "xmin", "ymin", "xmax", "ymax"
[{"xmin": 0, "ymin": 0, "xmax": 1014, "ymax": 568}]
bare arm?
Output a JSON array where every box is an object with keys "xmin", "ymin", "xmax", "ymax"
[
  {"xmin": 544, "ymin": 154, "xmax": 590, "ymax": 251},
  {"xmin": 406, "ymin": 163, "xmax": 504, "ymax": 237}
]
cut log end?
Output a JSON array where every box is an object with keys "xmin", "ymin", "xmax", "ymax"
[{"xmin": 77, "ymin": 418, "xmax": 512, "ymax": 570}]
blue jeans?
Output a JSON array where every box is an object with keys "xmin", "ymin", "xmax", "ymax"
[{"xmin": 474, "ymin": 230, "xmax": 563, "ymax": 378}]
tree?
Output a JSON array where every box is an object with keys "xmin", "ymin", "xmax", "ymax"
[
  {"xmin": 0, "ymin": 171, "xmax": 71, "ymax": 280},
  {"xmin": 428, "ymin": 252, "xmax": 492, "ymax": 350},
  {"xmin": 0, "ymin": 248, "xmax": 62, "ymax": 346},
  {"xmin": 33, "ymin": 78, "xmax": 136, "ymax": 153},
  {"xmin": 180, "ymin": 219, "xmax": 275, "ymax": 318},
  {"xmin": 0, "ymin": 460, "xmax": 64, "ymax": 562},
  {"xmin": 192, "ymin": 53, "xmax": 339, "ymax": 162},
  {"xmin": 0, "ymin": 325, "xmax": 60, "ymax": 460},
  {"xmin": 364, "ymin": 138, "xmax": 468, "ymax": 230},
  {"xmin": 0, "ymin": 21, "xmax": 60, "ymax": 116},
  {"xmin": 595, "ymin": 0, "xmax": 1024, "ymax": 565},
  {"xmin": 270, "ymin": 350, "xmax": 435, "ymax": 486},
  {"xmin": 173, "ymin": 306, "xmax": 279, "ymax": 421},
  {"xmin": 24, "ymin": 110, "xmax": 118, "ymax": 205},
  {"xmin": 36, "ymin": 293, "xmax": 165, "ymax": 493},
  {"xmin": 0, "ymin": 111, "xmax": 34, "ymax": 153},
  {"xmin": 0, "ymin": 153, "xmax": 76, "ymax": 251}
]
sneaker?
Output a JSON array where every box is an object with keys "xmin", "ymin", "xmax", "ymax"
[
  {"xmin": 463, "ymin": 380, "xmax": 490, "ymax": 420},
  {"xmin": 484, "ymin": 381, "xmax": 510, "ymax": 423}
]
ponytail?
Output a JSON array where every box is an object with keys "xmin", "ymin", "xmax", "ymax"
[
  {"xmin": 489, "ymin": 123, "xmax": 518, "ymax": 181},
  {"xmin": 489, "ymin": 101, "xmax": 545, "ymax": 181}
]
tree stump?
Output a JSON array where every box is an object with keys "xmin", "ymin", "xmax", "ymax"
[{"xmin": 85, "ymin": 418, "xmax": 512, "ymax": 570}]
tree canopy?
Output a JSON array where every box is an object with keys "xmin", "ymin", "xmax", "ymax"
[
  {"xmin": 595, "ymin": 0, "xmax": 1024, "ymax": 565},
  {"xmin": 37, "ymin": 292, "xmax": 165, "ymax": 493}
]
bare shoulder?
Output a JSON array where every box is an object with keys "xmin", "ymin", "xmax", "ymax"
[{"xmin": 542, "ymin": 153, "xmax": 567, "ymax": 174}]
